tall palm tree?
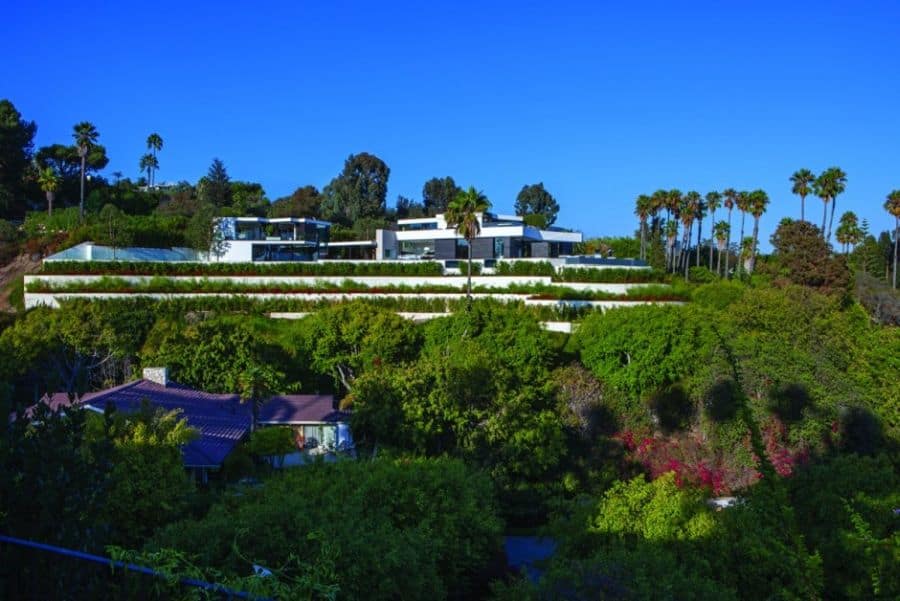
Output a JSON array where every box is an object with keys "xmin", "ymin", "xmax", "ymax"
[
  {"xmin": 714, "ymin": 220, "xmax": 730, "ymax": 276},
  {"xmin": 705, "ymin": 191, "xmax": 721, "ymax": 271},
  {"xmin": 822, "ymin": 167, "xmax": 847, "ymax": 244},
  {"xmin": 665, "ymin": 220, "xmax": 678, "ymax": 272},
  {"xmin": 666, "ymin": 189, "xmax": 683, "ymax": 273},
  {"xmin": 445, "ymin": 186, "xmax": 491, "ymax": 303},
  {"xmin": 37, "ymin": 166, "xmax": 60, "ymax": 216},
  {"xmin": 735, "ymin": 191, "xmax": 751, "ymax": 278},
  {"xmin": 146, "ymin": 133, "xmax": 163, "ymax": 186},
  {"xmin": 885, "ymin": 190, "xmax": 900, "ymax": 289},
  {"xmin": 682, "ymin": 191, "xmax": 701, "ymax": 276},
  {"xmin": 73, "ymin": 122, "xmax": 99, "ymax": 220},
  {"xmin": 835, "ymin": 211, "xmax": 860, "ymax": 255},
  {"xmin": 634, "ymin": 194, "xmax": 652, "ymax": 261},
  {"xmin": 722, "ymin": 188, "xmax": 737, "ymax": 278},
  {"xmin": 747, "ymin": 189, "xmax": 769, "ymax": 274},
  {"xmin": 139, "ymin": 153, "xmax": 159, "ymax": 186},
  {"xmin": 790, "ymin": 168, "xmax": 816, "ymax": 223},
  {"xmin": 813, "ymin": 174, "xmax": 829, "ymax": 236}
]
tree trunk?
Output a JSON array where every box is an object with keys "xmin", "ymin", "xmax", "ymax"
[
  {"xmin": 821, "ymin": 201, "xmax": 828, "ymax": 238},
  {"xmin": 736, "ymin": 212, "xmax": 746, "ymax": 277},
  {"xmin": 640, "ymin": 220, "xmax": 646, "ymax": 261},
  {"xmin": 46, "ymin": 191, "xmax": 53, "ymax": 216},
  {"xmin": 894, "ymin": 219, "xmax": 899, "ymax": 290},
  {"xmin": 684, "ymin": 223, "xmax": 692, "ymax": 279},
  {"xmin": 800, "ymin": 194, "xmax": 805, "ymax": 223},
  {"xmin": 696, "ymin": 216, "xmax": 702, "ymax": 268},
  {"xmin": 724, "ymin": 209, "xmax": 732, "ymax": 278},
  {"xmin": 466, "ymin": 239, "xmax": 473, "ymax": 307},
  {"xmin": 79, "ymin": 155, "xmax": 86, "ymax": 220},
  {"xmin": 748, "ymin": 216, "xmax": 760, "ymax": 274},
  {"xmin": 708, "ymin": 209, "xmax": 715, "ymax": 271},
  {"xmin": 717, "ymin": 243, "xmax": 722, "ymax": 276},
  {"xmin": 827, "ymin": 196, "xmax": 837, "ymax": 243}
]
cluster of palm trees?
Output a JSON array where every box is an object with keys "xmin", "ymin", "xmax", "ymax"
[
  {"xmin": 634, "ymin": 187, "xmax": 769, "ymax": 279},
  {"xmin": 140, "ymin": 133, "xmax": 163, "ymax": 187},
  {"xmin": 789, "ymin": 167, "xmax": 847, "ymax": 242}
]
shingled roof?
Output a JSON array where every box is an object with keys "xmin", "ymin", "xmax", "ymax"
[{"xmin": 37, "ymin": 379, "xmax": 345, "ymax": 468}]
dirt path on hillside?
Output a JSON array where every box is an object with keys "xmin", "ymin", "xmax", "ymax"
[{"xmin": 0, "ymin": 254, "xmax": 41, "ymax": 312}]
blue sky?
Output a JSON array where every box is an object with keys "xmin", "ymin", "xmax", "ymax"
[{"xmin": 3, "ymin": 1, "xmax": 899, "ymax": 244}]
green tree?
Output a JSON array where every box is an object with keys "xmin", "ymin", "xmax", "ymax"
[
  {"xmin": 268, "ymin": 185, "xmax": 321, "ymax": 218},
  {"xmin": 37, "ymin": 165, "xmax": 60, "ymax": 215},
  {"xmin": 705, "ymin": 190, "xmax": 721, "ymax": 270},
  {"xmin": 444, "ymin": 186, "xmax": 490, "ymax": 301},
  {"xmin": 145, "ymin": 132, "xmax": 163, "ymax": 186},
  {"xmin": 98, "ymin": 203, "xmax": 133, "ymax": 259},
  {"xmin": 747, "ymin": 189, "xmax": 769, "ymax": 274},
  {"xmin": 515, "ymin": 182, "xmax": 560, "ymax": 226},
  {"xmin": 73, "ymin": 121, "xmax": 99, "ymax": 220},
  {"xmin": 0, "ymin": 99, "xmax": 36, "ymax": 218},
  {"xmin": 321, "ymin": 152, "xmax": 390, "ymax": 224},
  {"xmin": 151, "ymin": 457, "xmax": 502, "ymax": 601},
  {"xmin": 422, "ymin": 175, "xmax": 461, "ymax": 216},
  {"xmin": 790, "ymin": 168, "xmax": 816, "ymax": 223},
  {"xmin": 91, "ymin": 402, "xmax": 197, "ymax": 547},
  {"xmin": 197, "ymin": 157, "xmax": 231, "ymax": 207},
  {"xmin": 885, "ymin": 190, "xmax": 900, "ymax": 289},
  {"xmin": 769, "ymin": 218, "xmax": 852, "ymax": 292}
]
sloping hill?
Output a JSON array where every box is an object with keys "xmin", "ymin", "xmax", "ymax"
[{"xmin": 0, "ymin": 254, "xmax": 41, "ymax": 312}]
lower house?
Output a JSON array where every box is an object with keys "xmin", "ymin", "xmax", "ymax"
[{"xmin": 38, "ymin": 367, "xmax": 352, "ymax": 481}]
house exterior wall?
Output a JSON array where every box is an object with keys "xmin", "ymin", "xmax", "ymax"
[{"xmin": 434, "ymin": 239, "xmax": 457, "ymax": 260}]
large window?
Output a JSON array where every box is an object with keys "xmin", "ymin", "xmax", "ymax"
[
  {"xmin": 251, "ymin": 244, "xmax": 317, "ymax": 262},
  {"xmin": 399, "ymin": 222, "xmax": 438, "ymax": 232},
  {"xmin": 399, "ymin": 240, "xmax": 435, "ymax": 257},
  {"xmin": 455, "ymin": 239, "xmax": 469, "ymax": 259}
]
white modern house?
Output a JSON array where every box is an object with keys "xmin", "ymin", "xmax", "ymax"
[
  {"xmin": 214, "ymin": 217, "xmax": 331, "ymax": 262},
  {"xmin": 377, "ymin": 212, "xmax": 583, "ymax": 261}
]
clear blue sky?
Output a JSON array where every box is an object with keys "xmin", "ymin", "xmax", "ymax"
[{"xmin": 3, "ymin": 1, "xmax": 899, "ymax": 245}]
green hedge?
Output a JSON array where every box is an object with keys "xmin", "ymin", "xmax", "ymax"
[
  {"xmin": 41, "ymin": 260, "xmax": 445, "ymax": 277},
  {"xmin": 554, "ymin": 267, "xmax": 667, "ymax": 283},
  {"xmin": 494, "ymin": 261, "xmax": 555, "ymax": 276}
]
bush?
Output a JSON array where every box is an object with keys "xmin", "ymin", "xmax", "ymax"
[
  {"xmin": 494, "ymin": 260, "xmax": 555, "ymax": 276},
  {"xmin": 150, "ymin": 457, "xmax": 503, "ymax": 601},
  {"xmin": 688, "ymin": 265, "xmax": 717, "ymax": 283}
]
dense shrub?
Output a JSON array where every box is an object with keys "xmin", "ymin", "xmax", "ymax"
[
  {"xmin": 494, "ymin": 260, "xmax": 555, "ymax": 276},
  {"xmin": 150, "ymin": 457, "xmax": 503, "ymax": 601}
]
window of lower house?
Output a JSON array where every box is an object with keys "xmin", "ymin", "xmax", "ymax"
[
  {"xmin": 455, "ymin": 239, "xmax": 469, "ymax": 259},
  {"xmin": 493, "ymin": 238, "xmax": 505, "ymax": 258}
]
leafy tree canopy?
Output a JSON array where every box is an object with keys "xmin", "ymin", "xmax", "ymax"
[{"xmin": 515, "ymin": 182, "xmax": 560, "ymax": 226}]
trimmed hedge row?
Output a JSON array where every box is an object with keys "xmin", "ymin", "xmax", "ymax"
[
  {"xmin": 41, "ymin": 260, "xmax": 446, "ymax": 277},
  {"xmin": 494, "ymin": 261, "xmax": 556, "ymax": 276},
  {"xmin": 554, "ymin": 267, "xmax": 667, "ymax": 283}
]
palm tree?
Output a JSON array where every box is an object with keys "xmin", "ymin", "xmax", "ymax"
[
  {"xmin": 714, "ymin": 220, "xmax": 730, "ymax": 276},
  {"xmin": 73, "ymin": 122, "xmax": 99, "ymax": 220},
  {"xmin": 682, "ymin": 191, "xmax": 701, "ymax": 276},
  {"xmin": 790, "ymin": 168, "xmax": 816, "ymax": 223},
  {"xmin": 146, "ymin": 133, "xmax": 163, "ymax": 186},
  {"xmin": 735, "ymin": 191, "xmax": 751, "ymax": 278},
  {"xmin": 705, "ymin": 191, "xmax": 721, "ymax": 271},
  {"xmin": 37, "ymin": 166, "xmax": 61, "ymax": 216},
  {"xmin": 139, "ymin": 153, "xmax": 159, "ymax": 186},
  {"xmin": 112, "ymin": 171, "xmax": 123, "ymax": 185},
  {"xmin": 813, "ymin": 174, "xmax": 829, "ymax": 236},
  {"xmin": 885, "ymin": 190, "xmax": 900, "ymax": 289},
  {"xmin": 722, "ymin": 188, "xmax": 738, "ymax": 278},
  {"xmin": 665, "ymin": 220, "xmax": 678, "ymax": 272},
  {"xmin": 823, "ymin": 167, "xmax": 847, "ymax": 243},
  {"xmin": 445, "ymin": 186, "xmax": 491, "ymax": 303},
  {"xmin": 666, "ymin": 189, "xmax": 683, "ymax": 272},
  {"xmin": 835, "ymin": 211, "xmax": 860, "ymax": 255},
  {"xmin": 634, "ymin": 194, "xmax": 652, "ymax": 261},
  {"xmin": 747, "ymin": 189, "xmax": 769, "ymax": 274}
]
